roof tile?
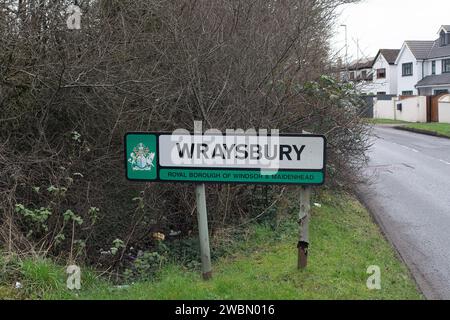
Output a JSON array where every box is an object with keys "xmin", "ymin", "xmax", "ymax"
[
  {"xmin": 377, "ymin": 49, "xmax": 400, "ymax": 64},
  {"xmin": 405, "ymin": 41, "xmax": 435, "ymax": 60},
  {"xmin": 427, "ymin": 39, "xmax": 450, "ymax": 59},
  {"xmin": 416, "ymin": 73, "xmax": 450, "ymax": 87}
]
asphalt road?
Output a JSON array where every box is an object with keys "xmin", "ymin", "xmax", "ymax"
[{"xmin": 358, "ymin": 125, "xmax": 450, "ymax": 299}]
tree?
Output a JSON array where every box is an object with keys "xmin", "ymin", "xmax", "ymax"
[{"xmin": 0, "ymin": 0, "xmax": 365, "ymax": 268}]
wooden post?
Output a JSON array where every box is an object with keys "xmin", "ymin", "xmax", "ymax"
[
  {"xmin": 298, "ymin": 186, "xmax": 311, "ymax": 269},
  {"xmin": 195, "ymin": 183, "xmax": 212, "ymax": 280}
]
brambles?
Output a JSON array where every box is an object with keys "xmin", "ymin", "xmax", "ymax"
[{"xmin": 0, "ymin": 0, "xmax": 364, "ymax": 276}]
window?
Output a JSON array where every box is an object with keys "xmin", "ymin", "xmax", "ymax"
[
  {"xmin": 434, "ymin": 89, "xmax": 449, "ymax": 95},
  {"xmin": 402, "ymin": 63, "xmax": 413, "ymax": 76},
  {"xmin": 361, "ymin": 70, "xmax": 367, "ymax": 79},
  {"xmin": 443, "ymin": 59, "xmax": 450, "ymax": 73},
  {"xmin": 349, "ymin": 72, "xmax": 355, "ymax": 80},
  {"xmin": 432, "ymin": 61, "xmax": 436, "ymax": 75},
  {"xmin": 402, "ymin": 91, "xmax": 413, "ymax": 96},
  {"xmin": 440, "ymin": 31, "xmax": 447, "ymax": 47},
  {"xmin": 377, "ymin": 68, "xmax": 386, "ymax": 79},
  {"xmin": 377, "ymin": 92, "xmax": 386, "ymax": 95}
]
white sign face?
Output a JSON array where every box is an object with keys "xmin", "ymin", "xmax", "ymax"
[
  {"xmin": 126, "ymin": 132, "xmax": 326, "ymax": 185},
  {"xmin": 159, "ymin": 134, "xmax": 325, "ymax": 171}
]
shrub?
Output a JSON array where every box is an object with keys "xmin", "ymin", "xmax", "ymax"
[{"xmin": 0, "ymin": 0, "xmax": 365, "ymax": 271}]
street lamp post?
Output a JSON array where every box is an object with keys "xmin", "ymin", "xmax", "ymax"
[{"xmin": 340, "ymin": 24, "xmax": 348, "ymax": 80}]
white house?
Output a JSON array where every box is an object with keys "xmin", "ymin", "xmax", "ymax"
[
  {"xmin": 371, "ymin": 49, "xmax": 400, "ymax": 95},
  {"xmin": 395, "ymin": 25, "xmax": 450, "ymax": 96},
  {"xmin": 395, "ymin": 40, "xmax": 434, "ymax": 96},
  {"xmin": 416, "ymin": 26, "xmax": 450, "ymax": 95},
  {"xmin": 340, "ymin": 58, "xmax": 375, "ymax": 94},
  {"xmin": 341, "ymin": 58, "xmax": 374, "ymax": 82}
]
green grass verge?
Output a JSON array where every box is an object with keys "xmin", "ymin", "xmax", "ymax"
[
  {"xmin": 1, "ymin": 192, "xmax": 422, "ymax": 300},
  {"xmin": 365, "ymin": 118, "xmax": 409, "ymax": 125},
  {"xmin": 403, "ymin": 123, "xmax": 450, "ymax": 138}
]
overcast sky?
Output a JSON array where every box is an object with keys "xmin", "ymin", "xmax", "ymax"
[{"xmin": 332, "ymin": 0, "xmax": 450, "ymax": 62}]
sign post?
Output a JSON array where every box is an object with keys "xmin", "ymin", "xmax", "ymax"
[
  {"xmin": 125, "ymin": 131, "xmax": 326, "ymax": 277},
  {"xmin": 195, "ymin": 183, "xmax": 212, "ymax": 280},
  {"xmin": 298, "ymin": 186, "xmax": 311, "ymax": 269}
]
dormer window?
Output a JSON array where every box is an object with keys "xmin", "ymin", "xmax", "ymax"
[{"xmin": 440, "ymin": 30, "xmax": 447, "ymax": 46}]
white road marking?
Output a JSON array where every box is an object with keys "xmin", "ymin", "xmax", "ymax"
[
  {"xmin": 382, "ymin": 136, "xmax": 450, "ymax": 166},
  {"xmin": 403, "ymin": 146, "xmax": 419, "ymax": 153},
  {"xmin": 389, "ymin": 141, "xmax": 419, "ymax": 153}
]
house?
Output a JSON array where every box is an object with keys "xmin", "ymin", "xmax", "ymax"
[
  {"xmin": 340, "ymin": 57, "xmax": 375, "ymax": 94},
  {"xmin": 371, "ymin": 49, "xmax": 400, "ymax": 95},
  {"xmin": 341, "ymin": 58, "xmax": 374, "ymax": 82},
  {"xmin": 395, "ymin": 40, "xmax": 435, "ymax": 96},
  {"xmin": 416, "ymin": 25, "xmax": 450, "ymax": 95},
  {"xmin": 395, "ymin": 25, "xmax": 450, "ymax": 96}
]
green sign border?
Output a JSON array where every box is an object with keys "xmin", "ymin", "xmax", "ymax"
[{"xmin": 125, "ymin": 132, "xmax": 327, "ymax": 186}]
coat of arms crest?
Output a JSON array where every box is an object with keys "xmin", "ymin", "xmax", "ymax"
[{"xmin": 128, "ymin": 143, "xmax": 155, "ymax": 171}]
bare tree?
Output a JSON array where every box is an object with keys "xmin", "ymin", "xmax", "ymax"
[{"xmin": 0, "ymin": 0, "xmax": 365, "ymax": 269}]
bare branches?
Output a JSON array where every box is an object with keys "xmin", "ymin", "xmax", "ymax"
[{"xmin": 0, "ymin": 0, "xmax": 367, "ymax": 267}]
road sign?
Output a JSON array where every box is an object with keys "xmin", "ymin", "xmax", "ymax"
[
  {"xmin": 125, "ymin": 131, "xmax": 326, "ymax": 279},
  {"xmin": 125, "ymin": 132, "xmax": 326, "ymax": 185}
]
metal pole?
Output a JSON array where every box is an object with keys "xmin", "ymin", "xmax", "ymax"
[
  {"xmin": 298, "ymin": 186, "xmax": 311, "ymax": 269},
  {"xmin": 345, "ymin": 25, "xmax": 348, "ymax": 73},
  {"xmin": 356, "ymin": 38, "xmax": 359, "ymax": 64},
  {"xmin": 340, "ymin": 24, "xmax": 348, "ymax": 80},
  {"xmin": 195, "ymin": 183, "xmax": 212, "ymax": 280}
]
